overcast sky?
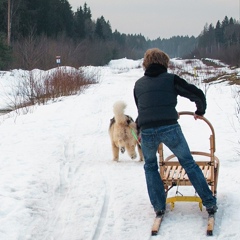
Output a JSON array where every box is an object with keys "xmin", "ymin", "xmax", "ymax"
[{"xmin": 68, "ymin": 0, "xmax": 239, "ymax": 39}]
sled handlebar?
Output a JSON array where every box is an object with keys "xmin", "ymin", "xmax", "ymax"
[{"xmin": 178, "ymin": 111, "xmax": 216, "ymax": 152}]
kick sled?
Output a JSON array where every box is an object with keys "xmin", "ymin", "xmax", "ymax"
[{"xmin": 152, "ymin": 111, "xmax": 220, "ymax": 236}]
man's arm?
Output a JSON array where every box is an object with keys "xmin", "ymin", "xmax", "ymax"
[{"xmin": 174, "ymin": 75, "xmax": 206, "ymax": 116}]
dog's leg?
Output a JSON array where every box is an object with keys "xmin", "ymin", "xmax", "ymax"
[
  {"xmin": 111, "ymin": 143, "xmax": 119, "ymax": 161},
  {"xmin": 126, "ymin": 144, "xmax": 137, "ymax": 160},
  {"xmin": 118, "ymin": 139, "xmax": 125, "ymax": 154}
]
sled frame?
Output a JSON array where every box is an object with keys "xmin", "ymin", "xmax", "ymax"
[{"xmin": 158, "ymin": 111, "xmax": 220, "ymax": 209}]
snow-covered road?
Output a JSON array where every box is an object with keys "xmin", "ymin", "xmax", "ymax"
[{"xmin": 0, "ymin": 59, "xmax": 240, "ymax": 239}]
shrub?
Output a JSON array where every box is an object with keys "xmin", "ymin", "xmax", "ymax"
[{"xmin": 8, "ymin": 67, "xmax": 99, "ymax": 111}]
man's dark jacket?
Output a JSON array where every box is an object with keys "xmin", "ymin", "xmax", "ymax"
[{"xmin": 134, "ymin": 64, "xmax": 207, "ymax": 130}]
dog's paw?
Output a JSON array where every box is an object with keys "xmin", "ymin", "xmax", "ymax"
[
  {"xmin": 131, "ymin": 154, "xmax": 137, "ymax": 159},
  {"xmin": 120, "ymin": 147, "xmax": 125, "ymax": 153},
  {"xmin": 113, "ymin": 157, "xmax": 119, "ymax": 161}
]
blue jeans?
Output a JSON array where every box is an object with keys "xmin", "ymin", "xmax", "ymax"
[{"xmin": 141, "ymin": 123, "xmax": 216, "ymax": 213}]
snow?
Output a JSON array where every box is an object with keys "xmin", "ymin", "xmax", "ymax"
[{"xmin": 0, "ymin": 58, "xmax": 240, "ymax": 240}]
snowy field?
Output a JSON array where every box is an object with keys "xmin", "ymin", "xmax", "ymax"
[{"xmin": 0, "ymin": 58, "xmax": 240, "ymax": 240}]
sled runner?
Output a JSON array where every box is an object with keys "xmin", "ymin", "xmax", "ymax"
[{"xmin": 152, "ymin": 111, "xmax": 220, "ymax": 236}]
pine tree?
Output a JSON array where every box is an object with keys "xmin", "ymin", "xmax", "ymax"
[
  {"xmin": 74, "ymin": 3, "xmax": 92, "ymax": 39},
  {"xmin": 95, "ymin": 16, "xmax": 112, "ymax": 40},
  {"xmin": 215, "ymin": 20, "xmax": 223, "ymax": 48}
]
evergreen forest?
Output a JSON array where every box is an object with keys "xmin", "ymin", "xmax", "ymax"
[{"xmin": 0, "ymin": 0, "xmax": 239, "ymax": 70}]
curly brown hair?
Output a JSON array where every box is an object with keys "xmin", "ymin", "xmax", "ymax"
[{"xmin": 142, "ymin": 48, "xmax": 170, "ymax": 70}]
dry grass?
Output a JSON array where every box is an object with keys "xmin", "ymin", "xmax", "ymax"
[
  {"xmin": 9, "ymin": 67, "xmax": 99, "ymax": 112},
  {"xmin": 204, "ymin": 72, "xmax": 240, "ymax": 85},
  {"xmin": 42, "ymin": 69, "xmax": 96, "ymax": 102}
]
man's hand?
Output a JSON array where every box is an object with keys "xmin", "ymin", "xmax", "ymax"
[{"xmin": 194, "ymin": 114, "xmax": 204, "ymax": 120}]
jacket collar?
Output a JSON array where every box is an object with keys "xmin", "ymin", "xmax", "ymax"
[{"xmin": 144, "ymin": 63, "xmax": 167, "ymax": 77}]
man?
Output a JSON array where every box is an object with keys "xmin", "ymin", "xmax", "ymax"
[{"xmin": 134, "ymin": 48, "xmax": 217, "ymax": 217}]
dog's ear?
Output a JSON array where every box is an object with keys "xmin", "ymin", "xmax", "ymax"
[
  {"xmin": 110, "ymin": 117, "xmax": 115, "ymax": 127},
  {"xmin": 126, "ymin": 115, "xmax": 134, "ymax": 125}
]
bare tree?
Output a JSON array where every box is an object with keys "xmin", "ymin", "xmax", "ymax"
[
  {"xmin": 7, "ymin": 0, "xmax": 10, "ymax": 45},
  {"xmin": 7, "ymin": 0, "xmax": 21, "ymax": 46}
]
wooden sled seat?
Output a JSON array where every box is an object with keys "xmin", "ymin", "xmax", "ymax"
[{"xmin": 158, "ymin": 111, "xmax": 220, "ymax": 210}]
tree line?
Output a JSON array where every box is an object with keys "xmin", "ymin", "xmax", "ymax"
[
  {"xmin": 0, "ymin": 0, "xmax": 239, "ymax": 70},
  {"xmin": 191, "ymin": 16, "xmax": 240, "ymax": 66}
]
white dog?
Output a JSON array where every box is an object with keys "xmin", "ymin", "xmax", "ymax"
[{"xmin": 108, "ymin": 100, "xmax": 143, "ymax": 161}]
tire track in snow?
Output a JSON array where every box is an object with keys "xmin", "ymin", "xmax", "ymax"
[
  {"xmin": 41, "ymin": 134, "xmax": 80, "ymax": 240},
  {"xmin": 92, "ymin": 174, "xmax": 110, "ymax": 240},
  {"xmin": 38, "ymin": 98, "xmax": 93, "ymax": 240},
  {"xmin": 41, "ymin": 92, "xmax": 109, "ymax": 240}
]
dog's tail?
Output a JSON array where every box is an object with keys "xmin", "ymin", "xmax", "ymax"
[{"xmin": 113, "ymin": 100, "xmax": 127, "ymax": 124}]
